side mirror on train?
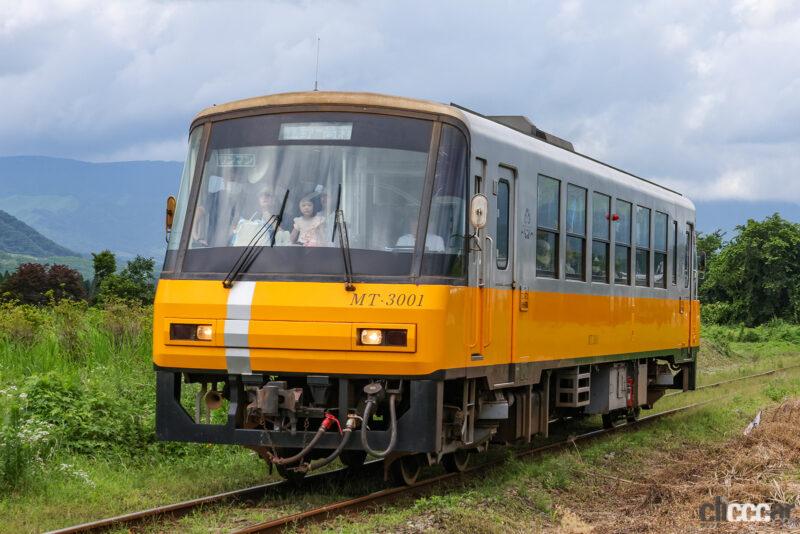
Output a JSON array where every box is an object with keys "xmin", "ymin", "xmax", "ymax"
[
  {"xmin": 469, "ymin": 194, "xmax": 488, "ymax": 230},
  {"xmin": 165, "ymin": 195, "xmax": 177, "ymax": 234}
]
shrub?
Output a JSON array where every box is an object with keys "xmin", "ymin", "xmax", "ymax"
[
  {"xmin": 0, "ymin": 263, "xmax": 86, "ymax": 305},
  {"xmin": 701, "ymin": 302, "xmax": 734, "ymax": 325},
  {"xmin": 96, "ymin": 256, "xmax": 155, "ymax": 305},
  {"xmin": 21, "ymin": 373, "xmax": 152, "ymax": 456},
  {"xmin": 0, "ymin": 393, "xmax": 55, "ymax": 492},
  {"xmin": 0, "ymin": 302, "xmax": 46, "ymax": 344}
]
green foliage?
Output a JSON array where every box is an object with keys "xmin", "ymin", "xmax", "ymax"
[
  {"xmin": 96, "ymin": 255, "xmax": 155, "ymax": 305},
  {"xmin": 0, "ymin": 395, "xmax": 54, "ymax": 492},
  {"xmin": 21, "ymin": 373, "xmax": 151, "ymax": 456},
  {"xmin": 701, "ymin": 214, "xmax": 800, "ymax": 326},
  {"xmin": 90, "ymin": 250, "xmax": 116, "ymax": 299},
  {"xmin": 0, "ymin": 263, "xmax": 86, "ymax": 305}
]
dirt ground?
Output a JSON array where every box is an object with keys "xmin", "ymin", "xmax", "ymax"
[{"xmin": 553, "ymin": 400, "xmax": 800, "ymax": 533}]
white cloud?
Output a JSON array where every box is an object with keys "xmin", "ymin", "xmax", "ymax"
[{"xmin": 0, "ymin": 0, "xmax": 799, "ymax": 204}]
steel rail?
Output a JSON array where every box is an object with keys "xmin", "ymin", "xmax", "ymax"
[
  {"xmin": 230, "ymin": 401, "xmax": 713, "ymax": 533},
  {"xmin": 49, "ymin": 363, "xmax": 799, "ymax": 534},
  {"xmin": 45, "ymin": 461, "xmax": 381, "ymax": 534},
  {"xmin": 664, "ymin": 363, "xmax": 800, "ymax": 398}
]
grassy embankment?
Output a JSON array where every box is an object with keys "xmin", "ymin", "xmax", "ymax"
[{"xmin": 1, "ymin": 304, "xmax": 800, "ymax": 533}]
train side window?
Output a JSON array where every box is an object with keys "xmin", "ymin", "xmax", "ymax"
[
  {"xmin": 536, "ymin": 175, "xmax": 560, "ymax": 278},
  {"xmin": 635, "ymin": 206, "xmax": 651, "ymax": 287},
  {"xmin": 591, "ymin": 192, "xmax": 610, "ymax": 283},
  {"xmin": 654, "ymin": 211, "xmax": 668, "ymax": 289},
  {"xmin": 496, "ymin": 179, "xmax": 510, "ymax": 270},
  {"xmin": 565, "ymin": 184, "xmax": 586, "ymax": 281},
  {"xmin": 672, "ymin": 220, "xmax": 678, "ymax": 285},
  {"xmin": 684, "ymin": 227, "xmax": 690, "ymax": 288},
  {"xmin": 614, "ymin": 200, "xmax": 632, "ymax": 284}
]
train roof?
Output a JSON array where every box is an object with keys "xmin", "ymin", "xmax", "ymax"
[
  {"xmin": 193, "ymin": 91, "xmax": 467, "ymax": 123},
  {"xmin": 194, "ymin": 91, "xmax": 692, "ymax": 210}
]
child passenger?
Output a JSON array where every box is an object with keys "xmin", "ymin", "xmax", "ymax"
[{"xmin": 291, "ymin": 196, "xmax": 325, "ymax": 246}]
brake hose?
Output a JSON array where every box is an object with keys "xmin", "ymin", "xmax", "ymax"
[
  {"xmin": 271, "ymin": 413, "xmax": 339, "ymax": 465},
  {"xmin": 300, "ymin": 419, "xmax": 356, "ymax": 473},
  {"xmin": 360, "ymin": 393, "xmax": 398, "ymax": 458}
]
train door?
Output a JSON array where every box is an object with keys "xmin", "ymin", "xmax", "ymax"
[
  {"xmin": 481, "ymin": 166, "xmax": 515, "ymax": 368},
  {"xmin": 687, "ymin": 222, "xmax": 699, "ymax": 347}
]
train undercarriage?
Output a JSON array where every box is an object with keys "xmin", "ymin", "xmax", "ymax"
[{"xmin": 156, "ymin": 352, "xmax": 696, "ymax": 485}]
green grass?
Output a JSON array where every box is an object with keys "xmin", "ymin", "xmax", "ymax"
[
  {"xmin": 311, "ymin": 370, "xmax": 800, "ymax": 533},
  {"xmin": 1, "ymin": 307, "xmax": 800, "ymax": 533}
]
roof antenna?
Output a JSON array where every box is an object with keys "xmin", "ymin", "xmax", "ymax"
[{"xmin": 313, "ymin": 37, "xmax": 320, "ymax": 91}]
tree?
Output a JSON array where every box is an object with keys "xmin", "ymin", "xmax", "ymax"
[
  {"xmin": 0, "ymin": 263, "xmax": 86, "ymax": 305},
  {"xmin": 701, "ymin": 214, "xmax": 800, "ymax": 326},
  {"xmin": 48, "ymin": 264, "xmax": 87, "ymax": 302},
  {"xmin": 91, "ymin": 250, "xmax": 116, "ymax": 298},
  {"xmin": 697, "ymin": 229, "xmax": 725, "ymax": 261},
  {"xmin": 96, "ymin": 255, "xmax": 156, "ymax": 305},
  {"xmin": 0, "ymin": 263, "xmax": 49, "ymax": 305}
]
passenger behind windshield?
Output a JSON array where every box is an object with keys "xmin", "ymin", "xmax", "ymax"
[
  {"xmin": 231, "ymin": 187, "xmax": 276, "ymax": 246},
  {"xmin": 395, "ymin": 219, "xmax": 445, "ymax": 252},
  {"xmin": 291, "ymin": 195, "xmax": 326, "ymax": 247}
]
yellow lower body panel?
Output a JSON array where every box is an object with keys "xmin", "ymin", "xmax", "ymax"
[{"xmin": 152, "ymin": 279, "xmax": 698, "ymax": 376}]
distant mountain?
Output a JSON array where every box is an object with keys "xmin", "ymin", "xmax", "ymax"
[
  {"xmin": 0, "ymin": 156, "xmax": 183, "ymax": 261},
  {"xmin": 0, "ymin": 209, "xmax": 77, "ymax": 257}
]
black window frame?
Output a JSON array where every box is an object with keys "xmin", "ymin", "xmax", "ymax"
[
  {"xmin": 635, "ymin": 205, "xmax": 651, "ymax": 287},
  {"xmin": 672, "ymin": 220, "xmax": 678, "ymax": 285},
  {"xmin": 496, "ymin": 179, "xmax": 510, "ymax": 270},
  {"xmin": 536, "ymin": 175, "xmax": 560, "ymax": 278},
  {"xmin": 565, "ymin": 183, "xmax": 587, "ymax": 281},
  {"xmin": 614, "ymin": 199, "xmax": 632, "ymax": 285},
  {"xmin": 654, "ymin": 211, "xmax": 668, "ymax": 289},
  {"xmin": 591, "ymin": 191, "xmax": 611, "ymax": 283}
]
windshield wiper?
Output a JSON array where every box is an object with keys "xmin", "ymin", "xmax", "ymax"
[
  {"xmin": 222, "ymin": 189, "xmax": 289, "ymax": 289},
  {"xmin": 332, "ymin": 185, "xmax": 355, "ymax": 291}
]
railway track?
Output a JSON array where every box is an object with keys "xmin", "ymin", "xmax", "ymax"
[{"xmin": 49, "ymin": 364, "xmax": 799, "ymax": 534}]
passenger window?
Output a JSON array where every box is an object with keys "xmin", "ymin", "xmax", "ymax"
[
  {"xmin": 536, "ymin": 176, "xmax": 560, "ymax": 278},
  {"xmin": 672, "ymin": 220, "xmax": 678, "ymax": 285},
  {"xmin": 614, "ymin": 200, "xmax": 632, "ymax": 285},
  {"xmin": 591, "ymin": 192, "xmax": 610, "ymax": 283},
  {"xmin": 565, "ymin": 184, "xmax": 586, "ymax": 280},
  {"xmin": 684, "ymin": 228, "xmax": 690, "ymax": 288},
  {"xmin": 635, "ymin": 206, "xmax": 651, "ymax": 287},
  {"xmin": 496, "ymin": 179, "xmax": 510, "ymax": 270},
  {"xmin": 654, "ymin": 212, "xmax": 668, "ymax": 289}
]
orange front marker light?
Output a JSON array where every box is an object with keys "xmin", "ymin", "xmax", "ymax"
[
  {"xmin": 196, "ymin": 325, "xmax": 214, "ymax": 341},
  {"xmin": 360, "ymin": 329, "xmax": 383, "ymax": 345}
]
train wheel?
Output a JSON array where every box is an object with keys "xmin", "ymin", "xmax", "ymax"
[
  {"xmin": 441, "ymin": 450, "xmax": 471, "ymax": 473},
  {"xmin": 390, "ymin": 455, "xmax": 422, "ymax": 486},
  {"xmin": 340, "ymin": 450, "xmax": 367, "ymax": 469},
  {"xmin": 626, "ymin": 407, "xmax": 641, "ymax": 424},
  {"xmin": 601, "ymin": 412, "xmax": 625, "ymax": 429}
]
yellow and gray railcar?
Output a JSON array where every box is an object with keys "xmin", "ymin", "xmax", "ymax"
[{"xmin": 154, "ymin": 92, "xmax": 699, "ymax": 483}]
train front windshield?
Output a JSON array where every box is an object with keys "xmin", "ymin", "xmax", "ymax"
[{"xmin": 170, "ymin": 112, "xmax": 468, "ymax": 279}]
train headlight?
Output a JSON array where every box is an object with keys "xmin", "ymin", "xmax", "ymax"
[
  {"xmin": 358, "ymin": 328, "xmax": 408, "ymax": 347},
  {"xmin": 360, "ymin": 329, "xmax": 383, "ymax": 345},
  {"xmin": 170, "ymin": 323, "xmax": 213, "ymax": 342},
  {"xmin": 196, "ymin": 325, "xmax": 214, "ymax": 341}
]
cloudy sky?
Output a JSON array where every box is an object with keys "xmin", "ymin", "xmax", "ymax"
[{"xmin": 1, "ymin": 0, "xmax": 799, "ymax": 203}]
